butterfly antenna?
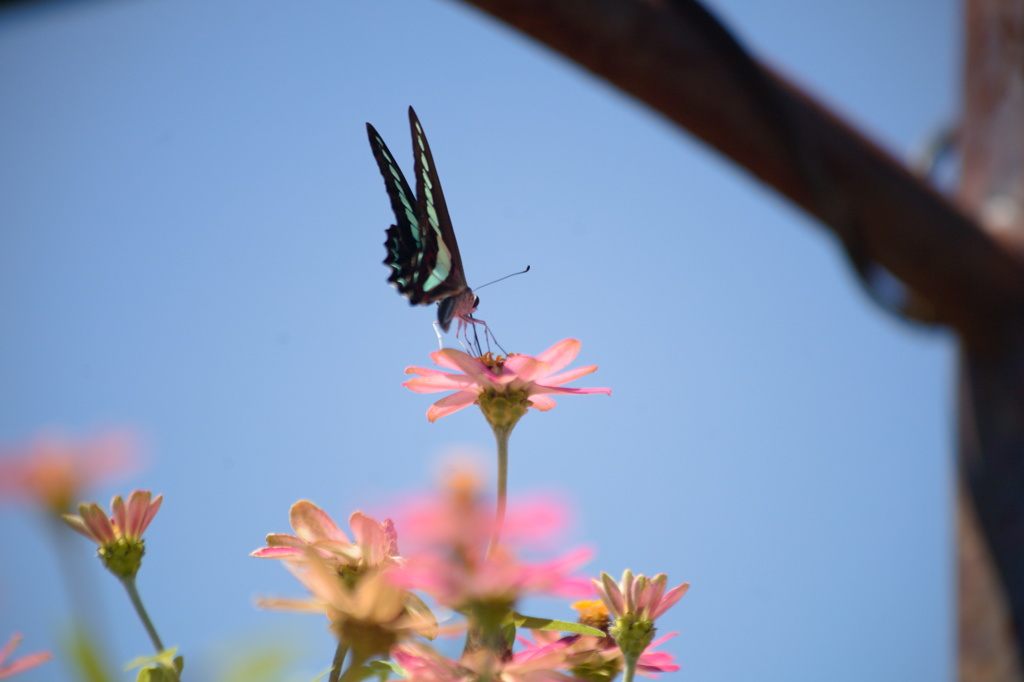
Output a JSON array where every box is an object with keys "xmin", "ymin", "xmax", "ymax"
[{"xmin": 473, "ymin": 265, "xmax": 531, "ymax": 292}]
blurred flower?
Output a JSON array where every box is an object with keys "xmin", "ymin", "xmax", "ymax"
[
  {"xmin": 391, "ymin": 642, "xmax": 468, "ymax": 682},
  {"xmin": 251, "ymin": 501, "xmax": 400, "ymax": 582},
  {"xmin": 0, "ymin": 431, "xmax": 136, "ymax": 513},
  {"xmin": 519, "ymin": 630, "xmax": 680, "ymax": 681},
  {"xmin": 256, "ymin": 549, "xmax": 437, "ymax": 657},
  {"xmin": 398, "ymin": 465, "xmax": 568, "ymax": 551},
  {"xmin": 0, "ymin": 632, "xmax": 51, "ymax": 679},
  {"xmin": 404, "ymin": 339, "xmax": 610, "ymax": 424},
  {"xmin": 393, "ymin": 640, "xmax": 577, "ymax": 682},
  {"xmin": 62, "ymin": 490, "xmax": 162, "ymax": 579},
  {"xmin": 519, "ymin": 600, "xmax": 680, "ymax": 682},
  {"xmin": 254, "ymin": 500, "xmax": 437, "ymax": 659},
  {"xmin": 390, "ymin": 466, "xmax": 592, "ymax": 611}
]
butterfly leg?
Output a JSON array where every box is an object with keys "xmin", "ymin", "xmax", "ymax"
[
  {"xmin": 458, "ymin": 315, "xmax": 507, "ymax": 356},
  {"xmin": 432, "ymin": 321, "xmax": 444, "ymax": 350}
]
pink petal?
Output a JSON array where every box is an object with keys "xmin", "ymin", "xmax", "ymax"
[
  {"xmin": 644, "ymin": 576, "xmax": 667, "ymax": 616},
  {"xmin": 534, "ymin": 339, "xmax": 581, "ymax": 374},
  {"xmin": 111, "ymin": 495, "xmax": 128, "ymax": 536},
  {"xmin": 62, "ymin": 514, "xmax": 93, "ymax": 541},
  {"xmin": 527, "ymin": 394, "xmax": 557, "ymax": 411},
  {"xmin": 430, "ymin": 349, "xmax": 493, "ymax": 382},
  {"xmin": 404, "ymin": 365, "xmax": 451, "ymax": 378},
  {"xmin": 262, "ymin": 533, "xmax": 305, "ymax": 548},
  {"xmin": 290, "ymin": 500, "xmax": 349, "ymax": 544},
  {"xmin": 531, "ymin": 385, "xmax": 611, "ymax": 397},
  {"xmin": 349, "ymin": 511, "xmax": 387, "ymax": 564},
  {"xmin": 0, "ymin": 651, "xmax": 52, "ymax": 676},
  {"xmin": 0, "ymin": 632, "xmax": 19, "ymax": 666},
  {"xmin": 597, "ymin": 573, "xmax": 625, "ymax": 617},
  {"xmin": 627, "ymin": 574, "xmax": 645, "ymax": 614},
  {"xmin": 650, "ymin": 583, "xmax": 690, "ymax": 620},
  {"xmin": 81, "ymin": 504, "xmax": 116, "ymax": 544},
  {"xmin": 134, "ymin": 494, "xmax": 162, "ymax": 537},
  {"xmin": 380, "ymin": 518, "xmax": 400, "ymax": 557},
  {"xmin": 542, "ymin": 364, "xmax": 599, "ymax": 387},
  {"xmin": 403, "ymin": 374, "xmax": 477, "ymax": 394},
  {"xmin": 503, "ymin": 355, "xmax": 545, "ymax": 382},
  {"xmin": 426, "ymin": 392, "xmax": 477, "ymax": 422},
  {"xmin": 250, "ymin": 546, "xmax": 304, "ymax": 559},
  {"xmin": 123, "ymin": 490, "xmax": 159, "ymax": 539}
]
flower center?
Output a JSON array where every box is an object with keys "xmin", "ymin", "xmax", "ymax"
[
  {"xmin": 477, "ymin": 352, "xmax": 518, "ymax": 373},
  {"xmin": 572, "ymin": 599, "xmax": 611, "ymax": 631}
]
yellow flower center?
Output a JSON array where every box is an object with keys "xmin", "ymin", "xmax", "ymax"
[
  {"xmin": 477, "ymin": 352, "xmax": 518, "ymax": 373},
  {"xmin": 572, "ymin": 599, "xmax": 611, "ymax": 631}
]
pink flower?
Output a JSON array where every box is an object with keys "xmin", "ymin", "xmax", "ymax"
[
  {"xmin": 519, "ymin": 629, "xmax": 680, "ymax": 678},
  {"xmin": 593, "ymin": 571, "xmax": 689, "ymax": 624},
  {"xmin": 0, "ymin": 431, "xmax": 136, "ymax": 513},
  {"xmin": 398, "ymin": 466, "xmax": 569, "ymax": 551},
  {"xmin": 404, "ymin": 339, "xmax": 610, "ymax": 423},
  {"xmin": 389, "ymin": 467, "xmax": 592, "ymax": 609},
  {"xmin": 592, "ymin": 571, "xmax": 689, "ymax": 667},
  {"xmin": 255, "ymin": 549, "xmax": 438, "ymax": 657},
  {"xmin": 63, "ymin": 490, "xmax": 162, "ymax": 546},
  {"xmin": 251, "ymin": 501, "xmax": 400, "ymax": 574},
  {"xmin": 0, "ymin": 633, "xmax": 52, "ymax": 679},
  {"xmin": 392, "ymin": 544, "xmax": 593, "ymax": 609},
  {"xmin": 254, "ymin": 504, "xmax": 436, "ymax": 652},
  {"xmin": 391, "ymin": 642, "xmax": 468, "ymax": 682},
  {"xmin": 258, "ymin": 551, "xmax": 436, "ymax": 635},
  {"xmin": 392, "ymin": 641, "xmax": 576, "ymax": 682},
  {"xmin": 62, "ymin": 490, "xmax": 162, "ymax": 579}
]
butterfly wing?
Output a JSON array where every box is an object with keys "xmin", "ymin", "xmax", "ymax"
[
  {"xmin": 408, "ymin": 107, "xmax": 470, "ymax": 302},
  {"xmin": 367, "ymin": 120, "xmax": 439, "ymax": 305},
  {"xmin": 367, "ymin": 108, "xmax": 477, "ymax": 333}
]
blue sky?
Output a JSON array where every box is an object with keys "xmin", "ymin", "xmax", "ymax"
[{"xmin": 1, "ymin": 1, "xmax": 956, "ymax": 680}]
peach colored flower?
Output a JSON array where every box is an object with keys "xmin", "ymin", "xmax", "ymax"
[
  {"xmin": 63, "ymin": 490, "xmax": 162, "ymax": 579},
  {"xmin": 0, "ymin": 633, "xmax": 51, "ymax": 679},
  {"xmin": 0, "ymin": 431, "xmax": 136, "ymax": 513},
  {"xmin": 256, "ymin": 549, "xmax": 437, "ymax": 656},
  {"xmin": 404, "ymin": 339, "xmax": 610, "ymax": 422},
  {"xmin": 251, "ymin": 501, "xmax": 400, "ymax": 578}
]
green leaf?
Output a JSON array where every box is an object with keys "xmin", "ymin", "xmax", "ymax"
[
  {"xmin": 127, "ymin": 647, "xmax": 182, "ymax": 681},
  {"xmin": 204, "ymin": 635, "xmax": 297, "ymax": 682},
  {"xmin": 501, "ymin": 621, "xmax": 517, "ymax": 648},
  {"xmin": 511, "ymin": 613, "xmax": 604, "ymax": 637},
  {"xmin": 61, "ymin": 621, "xmax": 116, "ymax": 682},
  {"xmin": 366, "ymin": 659, "xmax": 406, "ymax": 681}
]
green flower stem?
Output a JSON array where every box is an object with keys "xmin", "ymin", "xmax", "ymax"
[
  {"xmin": 46, "ymin": 514, "xmax": 116, "ymax": 682},
  {"xmin": 622, "ymin": 654, "xmax": 639, "ymax": 682},
  {"xmin": 328, "ymin": 642, "xmax": 349, "ymax": 682},
  {"xmin": 119, "ymin": 575, "xmax": 165, "ymax": 654},
  {"xmin": 487, "ymin": 424, "xmax": 512, "ymax": 557},
  {"xmin": 338, "ymin": 648, "xmax": 371, "ymax": 682}
]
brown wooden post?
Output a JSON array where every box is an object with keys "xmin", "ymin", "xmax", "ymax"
[
  {"xmin": 958, "ymin": 1, "xmax": 1024, "ymax": 679},
  {"xmin": 453, "ymin": 0, "xmax": 1024, "ymax": 674}
]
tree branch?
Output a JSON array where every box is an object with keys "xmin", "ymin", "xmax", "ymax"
[{"xmin": 454, "ymin": 0, "xmax": 1024, "ymax": 351}]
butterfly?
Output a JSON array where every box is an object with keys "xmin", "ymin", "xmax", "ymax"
[{"xmin": 366, "ymin": 107, "xmax": 482, "ymax": 340}]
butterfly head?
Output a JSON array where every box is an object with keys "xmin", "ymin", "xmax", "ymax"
[{"xmin": 437, "ymin": 288, "xmax": 479, "ymax": 333}]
